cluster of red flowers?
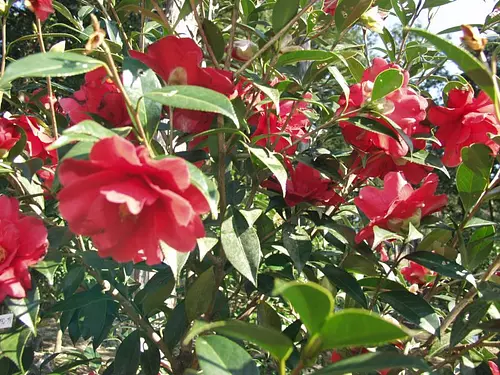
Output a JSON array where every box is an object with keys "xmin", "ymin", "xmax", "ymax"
[{"xmin": 0, "ymin": 196, "xmax": 48, "ymax": 302}]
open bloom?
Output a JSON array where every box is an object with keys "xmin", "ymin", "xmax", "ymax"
[
  {"xmin": 57, "ymin": 136, "xmax": 210, "ymax": 265},
  {"xmin": 0, "ymin": 196, "xmax": 48, "ymax": 302},
  {"xmin": 401, "ymin": 261, "xmax": 434, "ymax": 285},
  {"xmin": 25, "ymin": 0, "xmax": 54, "ymax": 21},
  {"xmin": 14, "ymin": 116, "xmax": 58, "ymax": 163},
  {"xmin": 263, "ymin": 160, "xmax": 343, "ymax": 207},
  {"xmin": 354, "ymin": 172, "xmax": 447, "ymax": 244},
  {"xmin": 0, "ymin": 118, "xmax": 21, "ymax": 157},
  {"xmin": 130, "ymin": 36, "xmax": 235, "ymax": 134},
  {"xmin": 60, "ymin": 67, "xmax": 131, "ymax": 128},
  {"xmin": 339, "ymin": 58, "xmax": 429, "ymax": 160},
  {"xmin": 428, "ymin": 88, "xmax": 500, "ymax": 167}
]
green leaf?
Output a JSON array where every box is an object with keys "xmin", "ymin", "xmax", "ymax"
[
  {"xmin": 462, "ymin": 143, "xmax": 494, "ymax": 179},
  {"xmin": 319, "ymin": 309, "xmax": 408, "ymax": 350},
  {"xmin": 379, "ymin": 290, "xmax": 440, "ymax": 335},
  {"xmin": 277, "ymin": 50, "xmax": 338, "ymax": 66},
  {"xmin": 405, "ymin": 252, "xmax": 473, "ymax": 282},
  {"xmin": 5, "ymin": 285, "xmax": 40, "ymax": 335},
  {"xmin": 335, "ymin": 0, "xmax": 374, "ymax": 33},
  {"xmin": 0, "ymin": 53, "xmax": 105, "ymax": 91},
  {"xmin": 186, "ymin": 267, "xmax": 216, "ymax": 322},
  {"xmin": 186, "ymin": 162, "xmax": 220, "ymax": 219},
  {"xmin": 140, "ymin": 337, "xmax": 161, "ymax": 375},
  {"xmin": 221, "ymin": 209, "xmax": 262, "ymax": 286},
  {"xmin": 403, "ymin": 150, "xmax": 450, "ymax": 178},
  {"xmin": 252, "ymin": 82, "xmax": 281, "ymax": 116},
  {"xmin": 344, "ymin": 116, "xmax": 399, "ymax": 140},
  {"xmin": 372, "ymin": 226, "xmax": 404, "ymax": 249},
  {"xmin": 371, "ymin": 68, "xmax": 405, "ymax": 101},
  {"xmin": 274, "ymin": 281, "xmax": 333, "ymax": 336},
  {"xmin": 0, "ymin": 328, "xmax": 32, "ymax": 372},
  {"xmin": 328, "ymin": 66, "xmax": 350, "ymax": 113},
  {"xmin": 409, "ymin": 28, "xmax": 497, "ymax": 103},
  {"xmin": 50, "ymin": 286, "xmax": 113, "ymax": 312},
  {"xmin": 196, "ymin": 335, "xmax": 259, "ymax": 375},
  {"xmin": 247, "ymin": 146, "xmax": 288, "ymax": 197},
  {"xmin": 184, "ymin": 320, "xmax": 294, "ymax": 361},
  {"xmin": 417, "ymin": 228, "xmax": 452, "ymax": 252},
  {"xmin": 321, "ymin": 266, "xmax": 368, "ymax": 308},
  {"xmin": 164, "ymin": 302, "xmax": 189, "ymax": 351},
  {"xmin": 123, "ymin": 57, "xmax": 162, "ymax": 139},
  {"xmin": 160, "ymin": 241, "xmax": 190, "ymax": 280},
  {"xmin": 202, "ymin": 20, "xmax": 225, "ymax": 62},
  {"xmin": 144, "ymin": 86, "xmax": 239, "ymax": 127},
  {"xmin": 114, "ymin": 330, "xmax": 140, "ymax": 375},
  {"xmin": 311, "ymin": 352, "xmax": 431, "ymax": 374},
  {"xmin": 450, "ymin": 300, "xmax": 491, "ymax": 347},
  {"xmin": 463, "ymin": 217, "xmax": 496, "ymax": 229},
  {"xmin": 465, "ymin": 225, "xmax": 495, "ymax": 270},
  {"xmin": 457, "ymin": 163, "xmax": 489, "ymax": 212},
  {"xmin": 272, "ymin": 0, "xmax": 299, "ymax": 33},
  {"xmin": 257, "ymin": 302, "xmax": 282, "ymax": 331},
  {"xmin": 357, "ymin": 277, "xmax": 406, "ymax": 291},
  {"xmin": 282, "ymin": 225, "xmax": 312, "ymax": 273},
  {"xmin": 478, "ymin": 281, "xmax": 500, "ymax": 301}
]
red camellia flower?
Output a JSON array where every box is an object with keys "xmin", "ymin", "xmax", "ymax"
[
  {"xmin": 263, "ymin": 160, "xmax": 343, "ymax": 207},
  {"xmin": 25, "ymin": 0, "xmax": 54, "ymax": 21},
  {"xmin": 0, "ymin": 195, "xmax": 48, "ymax": 302},
  {"xmin": 354, "ymin": 171, "xmax": 447, "ymax": 244},
  {"xmin": 25, "ymin": 88, "xmax": 63, "ymax": 114},
  {"xmin": 0, "ymin": 118, "xmax": 21, "ymax": 157},
  {"xmin": 57, "ymin": 136, "xmax": 210, "ymax": 265},
  {"xmin": 323, "ymin": 0, "xmax": 338, "ymax": 15},
  {"xmin": 428, "ymin": 88, "xmax": 500, "ymax": 167},
  {"xmin": 60, "ymin": 67, "xmax": 131, "ymax": 128},
  {"xmin": 489, "ymin": 361, "xmax": 500, "ymax": 375},
  {"xmin": 330, "ymin": 351, "xmax": 343, "ymax": 363},
  {"xmin": 13, "ymin": 116, "xmax": 58, "ymax": 163},
  {"xmin": 401, "ymin": 261, "xmax": 434, "ymax": 285},
  {"xmin": 130, "ymin": 36, "xmax": 235, "ymax": 134},
  {"xmin": 339, "ymin": 58, "xmax": 429, "ymax": 182}
]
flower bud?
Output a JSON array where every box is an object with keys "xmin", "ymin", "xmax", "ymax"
[
  {"xmin": 231, "ymin": 40, "xmax": 258, "ymax": 62},
  {"xmin": 50, "ymin": 41, "xmax": 66, "ymax": 53},
  {"xmin": 461, "ymin": 24, "xmax": 487, "ymax": 52},
  {"xmin": 360, "ymin": 6, "xmax": 385, "ymax": 34}
]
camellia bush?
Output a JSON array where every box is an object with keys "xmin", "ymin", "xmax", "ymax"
[{"xmin": 1, "ymin": 0, "xmax": 500, "ymax": 374}]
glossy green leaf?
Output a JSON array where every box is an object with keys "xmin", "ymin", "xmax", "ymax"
[
  {"xmin": 144, "ymin": 86, "xmax": 239, "ymax": 126},
  {"xmin": 274, "ymin": 281, "xmax": 334, "ymax": 335},
  {"xmin": 311, "ymin": 352, "xmax": 431, "ymax": 374},
  {"xmin": 457, "ymin": 163, "xmax": 489, "ymax": 213},
  {"xmin": 196, "ymin": 335, "xmax": 259, "ymax": 375},
  {"xmin": 248, "ymin": 146, "xmax": 287, "ymax": 197},
  {"xmin": 409, "ymin": 28, "xmax": 497, "ymax": 102},
  {"xmin": 253, "ymin": 82, "xmax": 281, "ymax": 115},
  {"xmin": 465, "ymin": 225, "xmax": 495, "ymax": 270},
  {"xmin": 372, "ymin": 226, "xmax": 404, "ymax": 249},
  {"xmin": 222, "ymin": 209, "xmax": 262, "ymax": 286},
  {"xmin": 186, "ymin": 267, "xmax": 216, "ymax": 322},
  {"xmin": 141, "ymin": 337, "xmax": 161, "ymax": 375},
  {"xmin": 371, "ymin": 68, "xmax": 405, "ymax": 101},
  {"xmin": 0, "ymin": 52, "xmax": 105, "ymax": 90},
  {"xmin": 450, "ymin": 300, "xmax": 491, "ymax": 347},
  {"xmin": 321, "ymin": 266, "xmax": 368, "ymax": 309},
  {"xmin": 380, "ymin": 290, "xmax": 440, "ymax": 335},
  {"xmin": 184, "ymin": 320, "xmax": 294, "ymax": 361},
  {"xmin": 202, "ymin": 19, "xmax": 225, "ymax": 62},
  {"xmin": 161, "ymin": 241, "xmax": 190, "ymax": 280},
  {"xmin": 50, "ymin": 286, "xmax": 114, "ymax": 312},
  {"xmin": 186, "ymin": 162, "xmax": 219, "ymax": 218},
  {"xmin": 344, "ymin": 116, "xmax": 399, "ymax": 140},
  {"xmin": 257, "ymin": 301, "xmax": 282, "ymax": 331},
  {"xmin": 461, "ymin": 144, "xmax": 494, "ymax": 179},
  {"xmin": 272, "ymin": 0, "xmax": 299, "ymax": 33},
  {"xmin": 403, "ymin": 150, "xmax": 450, "ymax": 178},
  {"xmin": 277, "ymin": 50, "xmax": 339, "ymax": 66},
  {"xmin": 0, "ymin": 328, "xmax": 32, "ymax": 372},
  {"xmin": 357, "ymin": 277, "xmax": 406, "ymax": 291},
  {"xmin": 405, "ymin": 251, "xmax": 473, "ymax": 282},
  {"xmin": 282, "ymin": 225, "xmax": 312, "ymax": 273},
  {"xmin": 114, "ymin": 330, "xmax": 140, "ymax": 375},
  {"xmin": 5, "ymin": 285, "xmax": 40, "ymax": 335},
  {"xmin": 123, "ymin": 57, "xmax": 162, "ymax": 139},
  {"xmin": 319, "ymin": 309, "xmax": 408, "ymax": 350},
  {"xmin": 335, "ymin": 0, "xmax": 374, "ymax": 33}
]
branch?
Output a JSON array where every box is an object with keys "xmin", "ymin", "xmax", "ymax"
[
  {"xmin": 224, "ymin": 0, "xmax": 240, "ymax": 70},
  {"xmin": 190, "ymin": 0, "xmax": 220, "ymax": 67}
]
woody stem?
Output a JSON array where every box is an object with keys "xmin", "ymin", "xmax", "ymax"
[{"xmin": 35, "ymin": 18, "xmax": 59, "ymax": 139}]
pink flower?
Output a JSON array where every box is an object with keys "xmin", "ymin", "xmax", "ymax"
[
  {"xmin": 263, "ymin": 160, "xmax": 343, "ymax": 207},
  {"xmin": 57, "ymin": 136, "xmax": 210, "ymax": 265},
  {"xmin": 339, "ymin": 58, "xmax": 428, "ymax": 159},
  {"xmin": 0, "ymin": 119, "xmax": 21, "ymax": 157},
  {"xmin": 14, "ymin": 116, "xmax": 58, "ymax": 163},
  {"xmin": 60, "ymin": 68, "xmax": 131, "ymax": 128},
  {"xmin": 428, "ymin": 88, "xmax": 500, "ymax": 167},
  {"xmin": 0, "ymin": 196, "xmax": 48, "ymax": 302},
  {"xmin": 401, "ymin": 261, "xmax": 434, "ymax": 285},
  {"xmin": 354, "ymin": 172, "xmax": 447, "ymax": 244},
  {"xmin": 323, "ymin": 0, "xmax": 338, "ymax": 15},
  {"xmin": 489, "ymin": 361, "xmax": 500, "ymax": 375}
]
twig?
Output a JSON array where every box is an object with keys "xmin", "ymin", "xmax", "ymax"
[
  {"xmin": 107, "ymin": 2, "xmax": 133, "ymax": 50},
  {"xmin": 151, "ymin": 0, "xmax": 174, "ymax": 35},
  {"xmin": 190, "ymin": 0, "xmax": 220, "ymax": 67},
  {"xmin": 235, "ymin": 0, "xmax": 319, "ymax": 77},
  {"xmin": 0, "ymin": 17, "xmax": 6, "ymax": 77},
  {"xmin": 35, "ymin": 18, "xmax": 59, "ymax": 139},
  {"xmin": 224, "ymin": 0, "xmax": 240, "ymax": 70}
]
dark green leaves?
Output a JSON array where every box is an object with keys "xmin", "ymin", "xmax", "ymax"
[
  {"xmin": 202, "ymin": 20, "xmax": 225, "ymax": 61},
  {"xmin": 371, "ymin": 68, "xmax": 405, "ymax": 101},
  {"xmin": 335, "ymin": 0, "xmax": 374, "ymax": 33},
  {"xmin": 144, "ymin": 86, "xmax": 239, "ymax": 126},
  {"xmin": 272, "ymin": 0, "xmax": 299, "ymax": 33},
  {"xmin": 114, "ymin": 330, "xmax": 140, "ymax": 375},
  {"xmin": 5, "ymin": 286, "xmax": 40, "ymax": 335},
  {"xmin": 321, "ymin": 266, "xmax": 368, "ymax": 308},
  {"xmin": 380, "ymin": 291, "xmax": 440, "ymax": 335},
  {"xmin": 196, "ymin": 335, "xmax": 259, "ymax": 375},
  {"xmin": 312, "ymin": 352, "xmax": 431, "ymax": 374},
  {"xmin": 186, "ymin": 162, "xmax": 220, "ymax": 219},
  {"xmin": 277, "ymin": 50, "xmax": 338, "ymax": 66},
  {"xmin": 185, "ymin": 268, "xmax": 216, "ymax": 321},
  {"xmin": 282, "ymin": 225, "xmax": 312, "ymax": 273},
  {"xmin": 409, "ymin": 28, "xmax": 497, "ymax": 102},
  {"xmin": 450, "ymin": 300, "xmax": 491, "ymax": 347},
  {"xmin": 0, "ymin": 52, "xmax": 105, "ymax": 90},
  {"xmin": 319, "ymin": 310, "xmax": 408, "ymax": 350},
  {"xmin": 247, "ymin": 146, "xmax": 287, "ymax": 196},
  {"xmin": 221, "ymin": 209, "xmax": 262, "ymax": 286},
  {"xmin": 405, "ymin": 252, "xmax": 473, "ymax": 282}
]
